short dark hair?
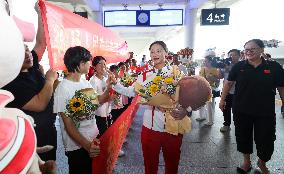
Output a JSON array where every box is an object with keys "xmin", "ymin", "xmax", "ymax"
[
  {"xmin": 244, "ymin": 39, "xmax": 265, "ymax": 48},
  {"xmin": 149, "ymin": 41, "xmax": 168, "ymax": 53},
  {"xmin": 228, "ymin": 49, "xmax": 241, "ymax": 56},
  {"xmin": 64, "ymin": 46, "xmax": 92, "ymax": 73},
  {"xmin": 109, "ymin": 65, "xmax": 119, "ymax": 72},
  {"xmin": 118, "ymin": 62, "xmax": 126, "ymax": 67},
  {"xmin": 92, "ymin": 56, "xmax": 106, "ymax": 67}
]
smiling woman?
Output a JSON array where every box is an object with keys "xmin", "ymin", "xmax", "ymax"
[{"xmin": 219, "ymin": 39, "xmax": 284, "ymax": 174}]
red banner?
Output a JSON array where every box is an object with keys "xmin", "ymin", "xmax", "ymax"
[
  {"xmin": 93, "ymin": 97, "xmax": 139, "ymax": 174},
  {"xmin": 39, "ymin": 0, "xmax": 128, "ymax": 70}
]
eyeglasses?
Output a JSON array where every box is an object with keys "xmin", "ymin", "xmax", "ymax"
[{"xmin": 244, "ymin": 48, "xmax": 259, "ymax": 53}]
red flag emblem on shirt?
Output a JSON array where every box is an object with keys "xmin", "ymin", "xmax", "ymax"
[{"xmin": 264, "ymin": 69, "xmax": 270, "ymax": 74}]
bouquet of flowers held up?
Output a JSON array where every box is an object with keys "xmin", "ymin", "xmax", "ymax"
[
  {"xmin": 134, "ymin": 65, "xmax": 192, "ymax": 135},
  {"xmin": 135, "ymin": 65, "xmax": 182, "ymax": 107},
  {"xmin": 65, "ymin": 88, "xmax": 99, "ymax": 128},
  {"xmin": 120, "ymin": 74, "xmax": 136, "ymax": 87},
  {"xmin": 177, "ymin": 47, "xmax": 194, "ymax": 59}
]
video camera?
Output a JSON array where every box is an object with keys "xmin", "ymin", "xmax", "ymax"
[{"xmin": 207, "ymin": 56, "xmax": 232, "ymax": 69}]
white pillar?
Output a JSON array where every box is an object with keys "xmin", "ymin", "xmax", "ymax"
[
  {"xmin": 184, "ymin": 0, "xmax": 209, "ymax": 49},
  {"xmin": 184, "ymin": 7, "xmax": 198, "ymax": 49},
  {"xmin": 83, "ymin": 0, "xmax": 103, "ymax": 25},
  {"xmin": 93, "ymin": 10, "xmax": 103, "ymax": 25}
]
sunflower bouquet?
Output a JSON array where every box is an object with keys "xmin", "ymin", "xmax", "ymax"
[
  {"xmin": 120, "ymin": 74, "xmax": 135, "ymax": 87},
  {"xmin": 65, "ymin": 88, "xmax": 99, "ymax": 128},
  {"xmin": 135, "ymin": 65, "xmax": 183, "ymax": 109},
  {"xmin": 134, "ymin": 65, "xmax": 192, "ymax": 135}
]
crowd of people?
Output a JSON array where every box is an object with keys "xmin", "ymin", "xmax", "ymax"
[{"xmin": 1, "ymin": 1, "xmax": 284, "ymax": 174}]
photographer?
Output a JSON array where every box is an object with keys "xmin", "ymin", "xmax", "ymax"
[
  {"xmin": 197, "ymin": 55, "xmax": 223, "ymax": 126},
  {"xmin": 220, "ymin": 49, "xmax": 241, "ymax": 132}
]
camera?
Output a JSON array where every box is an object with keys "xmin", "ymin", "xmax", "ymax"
[{"xmin": 207, "ymin": 56, "xmax": 232, "ymax": 69}]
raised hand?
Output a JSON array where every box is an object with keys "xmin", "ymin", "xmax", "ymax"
[
  {"xmin": 107, "ymin": 70, "xmax": 117, "ymax": 85},
  {"xmin": 45, "ymin": 69, "xmax": 58, "ymax": 82}
]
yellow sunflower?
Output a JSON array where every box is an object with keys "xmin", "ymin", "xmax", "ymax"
[
  {"xmin": 153, "ymin": 76, "xmax": 162, "ymax": 84},
  {"xmin": 70, "ymin": 98, "xmax": 84, "ymax": 113},
  {"xmin": 148, "ymin": 84, "xmax": 159, "ymax": 95},
  {"xmin": 126, "ymin": 79, "xmax": 132, "ymax": 84},
  {"xmin": 164, "ymin": 77, "xmax": 174, "ymax": 84}
]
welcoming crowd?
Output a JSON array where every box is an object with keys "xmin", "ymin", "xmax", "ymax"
[{"xmin": 1, "ymin": 1, "xmax": 284, "ymax": 174}]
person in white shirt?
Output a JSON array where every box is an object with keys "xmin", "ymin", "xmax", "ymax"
[
  {"xmin": 110, "ymin": 41, "xmax": 191, "ymax": 174},
  {"xmin": 109, "ymin": 64, "xmax": 124, "ymax": 122},
  {"xmin": 53, "ymin": 46, "xmax": 110, "ymax": 174},
  {"xmin": 89, "ymin": 56, "xmax": 112, "ymax": 137}
]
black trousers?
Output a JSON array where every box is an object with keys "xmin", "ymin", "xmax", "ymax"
[
  {"xmin": 111, "ymin": 108, "xmax": 125, "ymax": 123},
  {"xmin": 95, "ymin": 115, "xmax": 112, "ymax": 138},
  {"xmin": 65, "ymin": 148, "xmax": 92, "ymax": 174},
  {"xmin": 36, "ymin": 124, "xmax": 57, "ymax": 161},
  {"xmin": 233, "ymin": 112, "xmax": 276, "ymax": 162},
  {"xmin": 223, "ymin": 94, "xmax": 233, "ymax": 126}
]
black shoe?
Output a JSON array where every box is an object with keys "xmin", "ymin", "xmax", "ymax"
[{"xmin": 237, "ymin": 166, "xmax": 252, "ymax": 173}]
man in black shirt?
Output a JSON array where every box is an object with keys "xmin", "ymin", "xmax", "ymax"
[
  {"xmin": 2, "ymin": 4, "xmax": 58, "ymax": 161},
  {"xmin": 219, "ymin": 39, "xmax": 284, "ymax": 174}
]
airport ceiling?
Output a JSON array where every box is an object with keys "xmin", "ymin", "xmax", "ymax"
[
  {"xmin": 100, "ymin": 0, "xmax": 188, "ymax": 6},
  {"xmin": 47, "ymin": 0, "xmax": 236, "ymax": 55}
]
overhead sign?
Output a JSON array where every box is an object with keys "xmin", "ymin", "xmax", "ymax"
[
  {"xmin": 150, "ymin": 9, "xmax": 183, "ymax": 26},
  {"xmin": 104, "ymin": 10, "xmax": 136, "ymax": 27},
  {"xmin": 104, "ymin": 9, "xmax": 183, "ymax": 27},
  {"xmin": 136, "ymin": 10, "xmax": 150, "ymax": 26},
  {"xmin": 201, "ymin": 8, "xmax": 230, "ymax": 25}
]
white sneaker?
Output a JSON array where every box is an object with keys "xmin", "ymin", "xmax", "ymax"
[
  {"xmin": 220, "ymin": 126, "xmax": 231, "ymax": 132},
  {"xmin": 118, "ymin": 150, "xmax": 125, "ymax": 157},
  {"xmin": 196, "ymin": 118, "xmax": 206, "ymax": 122},
  {"xmin": 204, "ymin": 122, "xmax": 214, "ymax": 126}
]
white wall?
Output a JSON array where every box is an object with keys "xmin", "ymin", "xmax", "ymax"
[{"xmin": 193, "ymin": 0, "xmax": 284, "ymax": 59}]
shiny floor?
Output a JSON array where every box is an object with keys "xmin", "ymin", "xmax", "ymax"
[{"xmin": 56, "ymin": 98, "xmax": 284, "ymax": 174}]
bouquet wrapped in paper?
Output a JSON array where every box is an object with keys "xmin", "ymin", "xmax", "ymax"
[
  {"xmin": 135, "ymin": 66, "xmax": 181, "ymax": 106},
  {"xmin": 134, "ymin": 66, "xmax": 212, "ymax": 135},
  {"xmin": 65, "ymin": 88, "xmax": 99, "ymax": 128},
  {"xmin": 134, "ymin": 65, "xmax": 191, "ymax": 135}
]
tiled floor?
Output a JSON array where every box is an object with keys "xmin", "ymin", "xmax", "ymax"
[{"xmin": 56, "ymin": 100, "xmax": 284, "ymax": 174}]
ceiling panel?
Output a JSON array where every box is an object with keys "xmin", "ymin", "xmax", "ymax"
[
  {"xmin": 100, "ymin": 0, "xmax": 188, "ymax": 6},
  {"xmin": 48, "ymin": 0, "xmax": 85, "ymax": 5}
]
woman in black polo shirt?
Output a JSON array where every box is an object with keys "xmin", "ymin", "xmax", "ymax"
[{"xmin": 219, "ymin": 39, "xmax": 284, "ymax": 174}]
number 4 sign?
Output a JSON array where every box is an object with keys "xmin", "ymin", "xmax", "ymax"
[{"xmin": 201, "ymin": 8, "xmax": 230, "ymax": 25}]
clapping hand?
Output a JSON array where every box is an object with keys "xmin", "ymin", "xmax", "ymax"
[{"xmin": 107, "ymin": 70, "xmax": 117, "ymax": 85}]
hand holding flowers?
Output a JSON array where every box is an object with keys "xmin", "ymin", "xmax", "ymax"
[{"xmin": 65, "ymin": 88, "xmax": 99, "ymax": 128}]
